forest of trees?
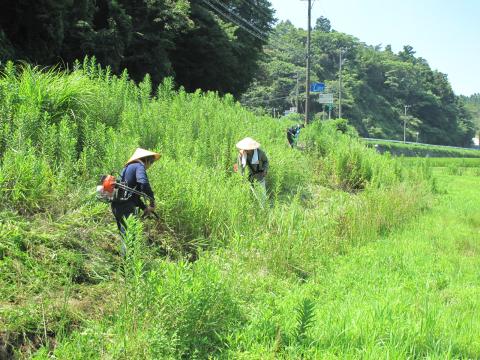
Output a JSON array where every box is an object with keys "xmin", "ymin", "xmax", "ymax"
[
  {"xmin": 0, "ymin": 2, "xmax": 476, "ymax": 146},
  {"xmin": 0, "ymin": 0, "xmax": 274, "ymax": 97},
  {"xmin": 241, "ymin": 18, "xmax": 476, "ymax": 146}
]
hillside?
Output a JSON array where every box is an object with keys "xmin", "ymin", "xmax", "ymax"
[
  {"xmin": 1, "ymin": 2, "xmax": 475, "ymax": 147},
  {"xmin": 0, "ymin": 61, "xmax": 440, "ymax": 358},
  {"xmin": 241, "ymin": 19, "xmax": 476, "ymax": 147}
]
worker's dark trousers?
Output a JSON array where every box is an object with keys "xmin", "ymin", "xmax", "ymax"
[
  {"xmin": 111, "ymin": 201, "xmax": 138, "ymax": 255},
  {"xmin": 287, "ymin": 134, "xmax": 295, "ymax": 147}
]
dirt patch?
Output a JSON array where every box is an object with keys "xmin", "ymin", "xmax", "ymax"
[{"xmin": 0, "ymin": 331, "xmax": 56, "ymax": 360}]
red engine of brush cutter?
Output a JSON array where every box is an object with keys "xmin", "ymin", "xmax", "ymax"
[
  {"xmin": 96, "ymin": 175, "xmax": 118, "ymax": 203},
  {"xmin": 102, "ymin": 175, "xmax": 117, "ymax": 193}
]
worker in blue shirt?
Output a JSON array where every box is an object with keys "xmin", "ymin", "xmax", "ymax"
[
  {"xmin": 111, "ymin": 148, "xmax": 160, "ymax": 236},
  {"xmin": 286, "ymin": 124, "xmax": 304, "ymax": 148}
]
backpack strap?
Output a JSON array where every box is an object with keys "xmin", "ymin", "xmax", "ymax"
[{"xmin": 120, "ymin": 165, "xmax": 127, "ymax": 182}]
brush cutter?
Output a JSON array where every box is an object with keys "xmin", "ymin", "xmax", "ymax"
[{"xmin": 97, "ymin": 175, "xmax": 159, "ymax": 219}]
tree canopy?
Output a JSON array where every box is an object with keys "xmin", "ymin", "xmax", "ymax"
[
  {"xmin": 241, "ymin": 19, "xmax": 475, "ymax": 146},
  {"xmin": 0, "ymin": 0, "xmax": 274, "ymax": 96},
  {"xmin": 460, "ymin": 93, "xmax": 480, "ymax": 135}
]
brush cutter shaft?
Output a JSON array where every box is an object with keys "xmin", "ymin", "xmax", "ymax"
[{"xmin": 115, "ymin": 182, "xmax": 154, "ymax": 202}]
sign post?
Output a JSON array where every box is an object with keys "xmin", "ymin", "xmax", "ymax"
[{"xmin": 318, "ymin": 93, "xmax": 334, "ymax": 104}]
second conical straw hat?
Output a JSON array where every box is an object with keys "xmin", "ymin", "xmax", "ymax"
[{"xmin": 236, "ymin": 137, "xmax": 261, "ymax": 150}]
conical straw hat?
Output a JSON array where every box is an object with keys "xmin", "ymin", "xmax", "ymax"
[
  {"xmin": 126, "ymin": 148, "xmax": 161, "ymax": 165},
  {"xmin": 236, "ymin": 137, "xmax": 261, "ymax": 150}
]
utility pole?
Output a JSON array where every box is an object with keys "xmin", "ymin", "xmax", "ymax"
[
  {"xmin": 403, "ymin": 104, "xmax": 411, "ymax": 143},
  {"xmin": 304, "ymin": 0, "xmax": 311, "ymax": 126},
  {"xmin": 296, "ymin": 73, "xmax": 299, "ymax": 113},
  {"xmin": 339, "ymin": 49, "xmax": 345, "ymax": 119}
]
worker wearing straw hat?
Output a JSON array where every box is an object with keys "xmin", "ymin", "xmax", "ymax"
[
  {"xmin": 234, "ymin": 137, "xmax": 269, "ymax": 204},
  {"xmin": 111, "ymin": 148, "xmax": 160, "ymax": 239}
]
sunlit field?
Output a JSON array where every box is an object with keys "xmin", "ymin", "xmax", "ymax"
[{"xmin": 1, "ymin": 61, "xmax": 478, "ymax": 359}]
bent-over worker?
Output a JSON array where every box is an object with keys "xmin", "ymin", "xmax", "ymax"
[
  {"xmin": 111, "ymin": 148, "xmax": 160, "ymax": 237},
  {"xmin": 286, "ymin": 124, "xmax": 304, "ymax": 148},
  {"xmin": 234, "ymin": 137, "xmax": 269, "ymax": 204}
]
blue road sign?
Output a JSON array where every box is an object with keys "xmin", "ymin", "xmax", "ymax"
[{"xmin": 310, "ymin": 82, "xmax": 325, "ymax": 92}]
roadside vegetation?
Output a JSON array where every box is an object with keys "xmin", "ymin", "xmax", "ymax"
[
  {"xmin": 363, "ymin": 139, "xmax": 480, "ymax": 158},
  {"xmin": 2, "ymin": 60, "xmax": 478, "ymax": 359}
]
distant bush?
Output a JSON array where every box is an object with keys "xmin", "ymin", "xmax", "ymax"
[{"xmin": 302, "ymin": 120, "xmax": 429, "ymax": 193}]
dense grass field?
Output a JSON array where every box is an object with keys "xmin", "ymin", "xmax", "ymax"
[{"xmin": 0, "ymin": 60, "xmax": 478, "ymax": 358}]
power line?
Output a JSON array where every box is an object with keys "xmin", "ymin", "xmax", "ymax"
[
  {"xmin": 211, "ymin": 0, "xmax": 270, "ymax": 37},
  {"xmin": 202, "ymin": 0, "xmax": 267, "ymax": 41},
  {"xmin": 200, "ymin": 0, "xmax": 268, "ymax": 42},
  {"xmin": 202, "ymin": 0, "xmax": 292, "ymax": 55}
]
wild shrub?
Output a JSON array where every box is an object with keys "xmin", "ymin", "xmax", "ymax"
[
  {"xmin": 304, "ymin": 120, "xmax": 415, "ymax": 192},
  {"xmin": 150, "ymin": 158, "xmax": 256, "ymax": 244},
  {"xmin": 0, "ymin": 146, "xmax": 54, "ymax": 212},
  {"xmin": 147, "ymin": 259, "xmax": 244, "ymax": 358},
  {"xmin": 51, "ymin": 256, "xmax": 244, "ymax": 359}
]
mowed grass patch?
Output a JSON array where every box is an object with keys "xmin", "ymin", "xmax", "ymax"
[{"xmin": 401, "ymin": 157, "xmax": 480, "ymax": 168}]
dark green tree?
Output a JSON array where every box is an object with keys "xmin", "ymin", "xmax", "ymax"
[
  {"xmin": 170, "ymin": 0, "xmax": 274, "ymax": 96},
  {"xmin": 314, "ymin": 16, "xmax": 331, "ymax": 32},
  {"xmin": 0, "ymin": 0, "xmax": 274, "ymax": 94}
]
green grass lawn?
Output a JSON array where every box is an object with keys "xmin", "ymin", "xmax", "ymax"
[
  {"xmin": 292, "ymin": 169, "xmax": 480, "ymax": 358},
  {"xmin": 401, "ymin": 157, "xmax": 480, "ymax": 168}
]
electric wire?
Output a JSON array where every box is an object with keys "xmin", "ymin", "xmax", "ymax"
[
  {"xmin": 209, "ymin": 0, "xmax": 269, "ymax": 39},
  {"xmin": 202, "ymin": 0, "xmax": 267, "ymax": 41},
  {"xmin": 200, "ymin": 0, "xmax": 268, "ymax": 42}
]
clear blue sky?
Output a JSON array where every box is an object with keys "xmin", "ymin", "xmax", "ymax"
[{"xmin": 269, "ymin": 0, "xmax": 480, "ymax": 96}]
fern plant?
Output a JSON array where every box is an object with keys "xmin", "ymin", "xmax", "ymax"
[{"xmin": 292, "ymin": 298, "xmax": 316, "ymax": 345}]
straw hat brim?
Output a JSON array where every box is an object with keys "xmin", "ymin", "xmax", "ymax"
[
  {"xmin": 236, "ymin": 137, "xmax": 261, "ymax": 150},
  {"xmin": 126, "ymin": 148, "xmax": 161, "ymax": 165}
]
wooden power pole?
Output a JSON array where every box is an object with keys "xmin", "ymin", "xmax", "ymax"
[{"xmin": 304, "ymin": 0, "xmax": 311, "ymax": 126}]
